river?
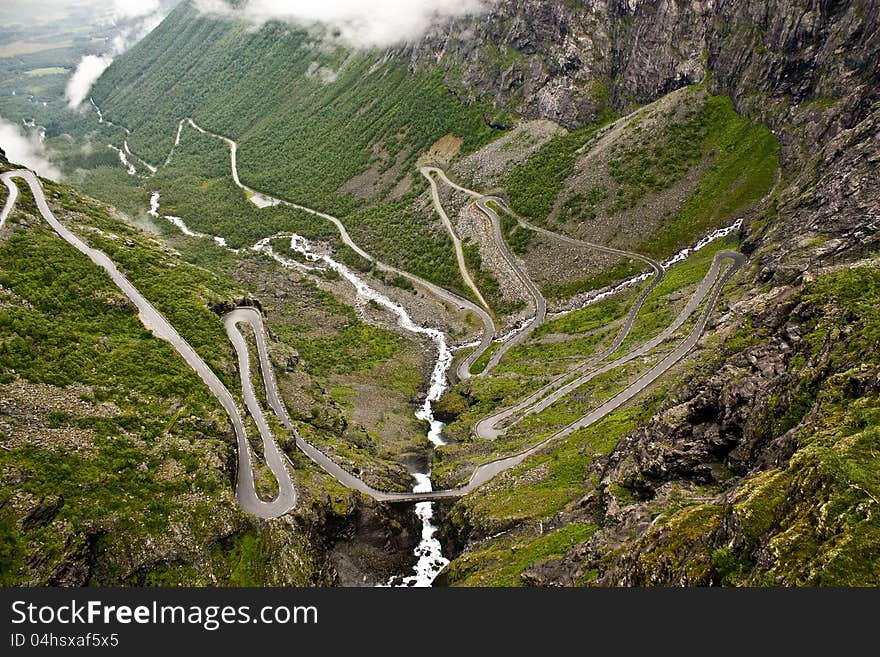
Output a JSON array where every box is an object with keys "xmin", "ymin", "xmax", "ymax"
[
  {"xmin": 280, "ymin": 233, "xmax": 453, "ymax": 587},
  {"xmin": 151, "ymin": 187, "xmax": 453, "ymax": 586}
]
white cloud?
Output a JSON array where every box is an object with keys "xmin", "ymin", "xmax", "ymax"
[
  {"xmin": 194, "ymin": 0, "xmax": 491, "ymax": 48},
  {"xmin": 109, "ymin": 10, "xmax": 165, "ymax": 56},
  {"xmin": 112, "ymin": 0, "xmax": 161, "ymax": 20},
  {"xmin": 65, "ymin": 1, "xmax": 169, "ymax": 109},
  {"xmin": 65, "ymin": 55, "xmax": 114, "ymax": 109},
  {"xmin": 0, "ymin": 118, "xmax": 61, "ymax": 180}
]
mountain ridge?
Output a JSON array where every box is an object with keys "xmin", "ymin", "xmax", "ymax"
[
  {"xmin": 71, "ymin": 0, "xmax": 880, "ymax": 586},
  {"xmin": 1, "ymin": 0, "xmax": 878, "ymax": 586}
]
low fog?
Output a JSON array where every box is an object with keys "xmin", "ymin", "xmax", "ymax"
[
  {"xmin": 56, "ymin": 1, "xmax": 493, "ymax": 107},
  {"xmin": 0, "ymin": 118, "xmax": 61, "ymax": 180},
  {"xmin": 65, "ymin": 0, "xmax": 171, "ymax": 109},
  {"xmin": 194, "ymin": 0, "xmax": 493, "ymax": 48}
]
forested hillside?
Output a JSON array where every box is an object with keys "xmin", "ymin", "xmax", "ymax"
[
  {"xmin": 2, "ymin": 0, "xmax": 877, "ymax": 588},
  {"xmin": 92, "ymin": 2, "xmax": 504, "ymax": 215}
]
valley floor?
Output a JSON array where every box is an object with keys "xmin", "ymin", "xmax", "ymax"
[{"xmin": 2, "ymin": 28, "xmax": 877, "ymax": 585}]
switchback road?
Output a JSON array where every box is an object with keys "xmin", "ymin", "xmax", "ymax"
[
  {"xmin": 1, "ymin": 170, "xmax": 296, "ymax": 518},
  {"xmin": 23, "ymin": 119, "xmax": 746, "ymax": 509}
]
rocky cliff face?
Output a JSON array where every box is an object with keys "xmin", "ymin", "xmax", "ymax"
[
  {"xmin": 520, "ymin": 266, "xmax": 880, "ymax": 586},
  {"xmin": 417, "ymin": 0, "xmax": 879, "ymax": 263},
  {"xmin": 414, "ymin": 0, "xmax": 715, "ymax": 128},
  {"xmin": 427, "ymin": 0, "xmax": 880, "ymax": 586},
  {"xmin": 419, "ymin": 1, "xmax": 877, "ymax": 131},
  {"xmin": 708, "ymin": 0, "xmax": 880, "ymax": 277}
]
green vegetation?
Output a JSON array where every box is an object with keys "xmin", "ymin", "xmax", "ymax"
[
  {"xmin": 559, "ymin": 186, "xmax": 608, "ymax": 222},
  {"xmin": 495, "ymin": 330, "xmax": 610, "ymax": 378},
  {"xmin": 445, "ymin": 523, "xmax": 598, "ymax": 587},
  {"xmin": 0, "ymin": 166, "xmax": 353, "ymax": 585},
  {"xmin": 632, "ymin": 504, "xmax": 724, "ymax": 582},
  {"xmin": 440, "ymin": 387, "xmax": 670, "ymax": 585},
  {"xmin": 533, "ymin": 295, "xmax": 628, "ymax": 338},
  {"xmin": 607, "ymin": 98, "xmax": 708, "ymax": 213},
  {"xmin": 0, "ymin": 182, "xmax": 255, "ymax": 585},
  {"xmin": 491, "ymin": 201, "xmax": 534, "ymax": 255},
  {"xmin": 498, "ymin": 297, "xmax": 624, "ymax": 373},
  {"xmin": 724, "ymin": 316, "xmax": 768, "ymax": 354},
  {"xmin": 542, "ymin": 259, "xmax": 644, "ymax": 301},
  {"xmin": 39, "ymin": 180, "xmax": 240, "ymax": 388},
  {"xmin": 153, "ymin": 127, "xmax": 348, "ymax": 251},
  {"xmin": 503, "ymin": 358, "xmax": 662, "ymax": 448},
  {"xmin": 0, "ymin": 226, "xmax": 214, "ymax": 397},
  {"xmin": 3, "ymin": 2, "xmax": 863, "ymax": 590},
  {"xmin": 72, "ymin": 166, "xmax": 154, "ymax": 218},
  {"xmin": 614, "ymin": 238, "xmax": 736, "ymax": 355},
  {"xmin": 345, "ymin": 195, "xmax": 468, "ymax": 298},
  {"xmin": 463, "ymin": 240, "xmax": 522, "ymax": 315},
  {"xmin": 93, "ymin": 2, "xmax": 506, "ymax": 215},
  {"xmin": 504, "ymin": 90, "xmax": 778, "ymax": 262},
  {"xmin": 0, "ymin": 32, "xmax": 136, "ymax": 186},
  {"xmin": 599, "ymin": 264, "xmax": 880, "ymax": 586},
  {"xmin": 469, "ymin": 340, "xmax": 503, "ymax": 376},
  {"xmin": 505, "ymin": 112, "xmax": 615, "ymax": 221},
  {"xmin": 292, "ymin": 322, "xmax": 404, "ymax": 377},
  {"xmin": 435, "ymin": 290, "xmax": 658, "ymax": 483},
  {"xmin": 435, "ymin": 240, "xmax": 737, "ymax": 494},
  {"xmin": 637, "ymin": 94, "xmax": 778, "ymax": 257},
  {"xmin": 144, "ymin": 123, "xmax": 472, "ymax": 297}
]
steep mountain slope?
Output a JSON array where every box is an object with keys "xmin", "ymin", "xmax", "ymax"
[
  {"xmin": 427, "ymin": 0, "xmax": 880, "ymax": 586},
  {"xmin": 418, "ymin": 0, "xmax": 879, "ymax": 268},
  {"xmin": 92, "ymin": 1, "xmax": 503, "ymax": 214},
  {"xmin": 3, "ymin": 0, "xmax": 878, "ymax": 587},
  {"xmin": 0, "ymin": 151, "xmax": 427, "ymax": 585}
]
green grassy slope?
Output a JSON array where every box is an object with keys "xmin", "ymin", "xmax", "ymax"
[
  {"xmin": 92, "ymin": 1, "xmax": 504, "ymax": 215},
  {"xmin": 505, "ymin": 92, "xmax": 779, "ymax": 259},
  {"xmin": 0, "ymin": 170, "xmax": 325, "ymax": 586},
  {"xmin": 135, "ymin": 122, "xmax": 473, "ymax": 298}
]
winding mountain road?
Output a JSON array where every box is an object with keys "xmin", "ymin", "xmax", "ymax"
[
  {"xmin": 225, "ymin": 308, "xmax": 464, "ymax": 502},
  {"xmin": 453, "ymin": 249, "xmax": 744, "ymax": 489},
  {"xmin": 420, "ymin": 166, "xmax": 550, "ymax": 375},
  {"xmin": 204, "ymin": 249, "xmax": 740, "ymax": 502},
  {"xmin": 183, "ymin": 120, "xmax": 496, "ymax": 381},
  {"xmin": 29, "ymin": 117, "xmax": 748, "ymax": 509},
  {"xmin": 1, "ymin": 170, "xmax": 296, "ymax": 519},
  {"xmin": 422, "ymin": 168, "xmax": 665, "ymax": 379},
  {"xmin": 473, "ymin": 196, "xmax": 547, "ymax": 372},
  {"xmin": 420, "ymin": 167, "xmax": 491, "ymax": 313},
  {"xmin": 411, "ymin": 170, "xmax": 680, "ymax": 443},
  {"xmin": 475, "ymin": 249, "xmax": 735, "ymax": 440}
]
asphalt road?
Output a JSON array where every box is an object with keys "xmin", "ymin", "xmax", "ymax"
[
  {"xmin": 475, "ymin": 249, "xmax": 735, "ymax": 440},
  {"xmin": 424, "ymin": 169, "xmax": 664, "ymax": 381},
  {"xmin": 1, "ymin": 170, "xmax": 296, "ymax": 519},
  {"xmin": 54, "ymin": 123, "xmax": 745, "ymax": 506},
  {"xmin": 474, "ymin": 196, "xmax": 547, "ymax": 373},
  {"xmin": 217, "ymin": 254, "xmax": 742, "ymax": 502},
  {"xmin": 1, "ymin": 174, "xmax": 19, "ymax": 229},
  {"xmin": 224, "ymin": 308, "xmax": 464, "ymax": 503},
  {"xmin": 422, "ymin": 166, "xmax": 552, "ymax": 375},
  {"xmin": 455, "ymin": 250, "xmax": 745, "ymax": 493},
  {"xmin": 420, "ymin": 166, "xmax": 491, "ymax": 312},
  {"xmin": 184, "ymin": 120, "xmax": 497, "ymax": 382},
  {"xmin": 418, "ymin": 170, "xmax": 674, "ymax": 442},
  {"xmin": 223, "ymin": 309, "xmax": 297, "ymax": 515}
]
